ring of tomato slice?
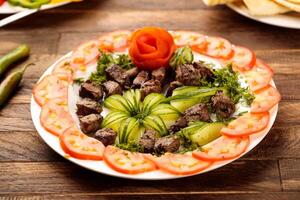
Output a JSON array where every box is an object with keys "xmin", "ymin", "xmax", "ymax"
[
  {"xmin": 103, "ymin": 146, "xmax": 157, "ymax": 174},
  {"xmin": 145, "ymin": 153, "xmax": 212, "ymax": 175},
  {"xmin": 40, "ymin": 98, "xmax": 75, "ymax": 136},
  {"xmin": 32, "ymin": 29, "xmax": 281, "ymax": 177},
  {"xmin": 192, "ymin": 136, "xmax": 250, "ymax": 162},
  {"xmin": 251, "ymin": 85, "xmax": 281, "ymax": 114},
  {"xmin": 60, "ymin": 126, "xmax": 105, "ymax": 160},
  {"xmin": 221, "ymin": 112, "xmax": 270, "ymax": 137}
]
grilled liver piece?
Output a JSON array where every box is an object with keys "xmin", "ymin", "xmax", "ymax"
[
  {"xmin": 211, "ymin": 90, "xmax": 235, "ymax": 119},
  {"xmin": 105, "ymin": 64, "xmax": 130, "ymax": 86},
  {"xmin": 126, "ymin": 67, "xmax": 139, "ymax": 79},
  {"xmin": 103, "ymin": 80, "xmax": 122, "ymax": 96},
  {"xmin": 166, "ymin": 81, "xmax": 183, "ymax": 96},
  {"xmin": 94, "ymin": 128, "xmax": 117, "ymax": 146},
  {"xmin": 175, "ymin": 62, "xmax": 213, "ymax": 86},
  {"xmin": 79, "ymin": 81, "xmax": 104, "ymax": 101},
  {"xmin": 141, "ymin": 79, "xmax": 162, "ymax": 98},
  {"xmin": 151, "ymin": 67, "xmax": 166, "ymax": 83},
  {"xmin": 154, "ymin": 136, "xmax": 180, "ymax": 153},
  {"xmin": 79, "ymin": 114, "xmax": 102, "ymax": 134},
  {"xmin": 169, "ymin": 116, "xmax": 188, "ymax": 133},
  {"xmin": 139, "ymin": 130, "xmax": 157, "ymax": 153},
  {"xmin": 133, "ymin": 71, "xmax": 149, "ymax": 88},
  {"xmin": 184, "ymin": 103, "xmax": 211, "ymax": 122},
  {"xmin": 76, "ymin": 98, "xmax": 102, "ymax": 116}
]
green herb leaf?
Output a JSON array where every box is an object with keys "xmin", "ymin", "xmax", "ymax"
[
  {"xmin": 73, "ymin": 77, "xmax": 85, "ymax": 84},
  {"xmin": 115, "ymin": 142, "xmax": 144, "ymax": 153}
]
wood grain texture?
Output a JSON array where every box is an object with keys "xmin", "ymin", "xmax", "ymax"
[
  {"xmin": 0, "ymin": 160, "xmax": 280, "ymax": 194},
  {"xmin": 280, "ymin": 159, "xmax": 300, "ymax": 191},
  {"xmin": 0, "ymin": 0, "xmax": 299, "ymax": 198}
]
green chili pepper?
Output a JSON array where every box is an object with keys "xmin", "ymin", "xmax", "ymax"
[
  {"xmin": 0, "ymin": 64, "xmax": 32, "ymax": 107},
  {"xmin": 169, "ymin": 46, "xmax": 194, "ymax": 68},
  {"xmin": 0, "ymin": 44, "xmax": 30, "ymax": 78},
  {"xmin": 8, "ymin": 0, "xmax": 50, "ymax": 8}
]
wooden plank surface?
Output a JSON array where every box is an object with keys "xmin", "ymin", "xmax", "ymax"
[{"xmin": 0, "ymin": 0, "xmax": 299, "ymax": 199}]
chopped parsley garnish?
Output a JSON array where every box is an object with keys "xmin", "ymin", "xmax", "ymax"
[
  {"xmin": 115, "ymin": 142, "xmax": 144, "ymax": 153},
  {"xmin": 73, "ymin": 77, "xmax": 85, "ymax": 85},
  {"xmin": 201, "ymin": 64, "xmax": 255, "ymax": 105},
  {"xmin": 89, "ymin": 50, "xmax": 135, "ymax": 85}
]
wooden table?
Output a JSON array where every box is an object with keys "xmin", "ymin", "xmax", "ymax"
[{"xmin": 0, "ymin": 0, "xmax": 299, "ymax": 199}]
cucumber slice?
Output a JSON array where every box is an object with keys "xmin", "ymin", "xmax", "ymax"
[
  {"xmin": 123, "ymin": 89, "xmax": 138, "ymax": 112},
  {"xmin": 118, "ymin": 117, "xmax": 140, "ymax": 143},
  {"xmin": 151, "ymin": 104, "xmax": 180, "ymax": 128},
  {"xmin": 104, "ymin": 95, "xmax": 132, "ymax": 113},
  {"xmin": 190, "ymin": 122, "xmax": 225, "ymax": 146},
  {"xmin": 172, "ymin": 86, "xmax": 199, "ymax": 96},
  {"xmin": 143, "ymin": 115, "xmax": 168, "ymax": 136},
  {"xmin": 170, "ymin": 98, "xmax": 200, "ymax": 113},
  {"xmin": 102, "ymin": 113, "xmax": 128, "ymax": 132},
  {"xmin": 127, "ymin": 123, "xmax": 145, "ymax": 143},
  {"xmin": 178, "ymin": 122, "xmax": 208, "ymax": 139},
  {"xmin": 142, "ymin": 93, "xmax": 165, "ymax": 114},
  {"xmin": 101, "ymin": 112, "xmax": 129, "ymax": 127}
]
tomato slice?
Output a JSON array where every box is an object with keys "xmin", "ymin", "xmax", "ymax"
[
  {"xmin": 98, "ymin": 30, "xmax": 131, "ymax": 52},
  {"xmin": 221, "ymin": 112, "xmax": 270, "ymax": 137},
  {"xmin": 192, "ymin": 136, "xmax": 250, "ymax": 161},
  {"xmin": 231, "ymin": 46, "xmax": 256, "ymax": 71},
  {"xmin": 60, "ymin": 126, "xmax": 105, "ymax": 160},
  {"xmin": 40, "ymin": 98, "xmax": 75, "ymax": 136},
  {"xmin": 170, "ymin": 31, "xmax": 207, "ymax": 51},
  {"xmin": 33, "ymin": 74, "xmax": 69, "ymax": 106},
  {"xmin": 71, "ymin": 40, "xmax": 100, "ymax": 66},
  {"xmin": 145, "ymin": 153, "xmax": 212, "ymax": 175},
  {"xmin": 103, "ymin": 146, "xmax": 156, "ymax": 174},
  {"xmin": 202, "ymin": 36, "xmax": 234, "ymax": 60},
  {"xmin": 243, "ymin": 59, "xmax": 274, "ymax": 92},
  {"xmin": 52, "ymin": 58, "xmax": 73, "ymax": 81},
  {"xmin": 251, "ymin": 85, "xmax": 281, "ymax": 113}
]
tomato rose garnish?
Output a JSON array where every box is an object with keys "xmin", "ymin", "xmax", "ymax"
[{"xmin": 129, "ymin": 27, "xmax": 176, "ymax": 70}]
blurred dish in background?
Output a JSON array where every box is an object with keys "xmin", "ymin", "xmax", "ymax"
[
  {"xmin": 203, "ymin": 0, "xmax": 300, "ymax": 29},
  {"xmin": 0, "ymin": 0, "xmax": 81, "ymax": 14}
]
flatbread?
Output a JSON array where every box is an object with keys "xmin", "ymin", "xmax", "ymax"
[
  {"xmin": 286, "ymin": 0, "xmax": 300, "ymax": 4},
  {"xmin": 243, "ymin": 0, "xmax": 291, "ymax": 15},
  {"xmin": 273, "ymin": 0, "xmax": 300, "ymax": 12},
  {"xmin": 202, "ymin": 0, "xmax": 241, "ymax": 6}
]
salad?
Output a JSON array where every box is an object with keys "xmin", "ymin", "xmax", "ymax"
[{"xmin": 32, "ymin": 27, "xmax": 280, "ymax": 175}]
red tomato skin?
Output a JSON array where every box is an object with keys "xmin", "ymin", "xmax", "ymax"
[
  {"xmin": 60, "ymin": 127, "xmax": 104, "ymax": 160},
  {"xmin": 103, "ymin": 146, "xmax": 156, "ymax": 174},
  {"xmin": 145, "ymin": 154, "xmax": 212, "ymax": 175},
  {"xmin": 231, "ymin": 46, "xmax": 256, "ymax": 72},
  {"xmin": 221, "ymin": 112, "xmax": 270, "ymax": 137},
  {"xmin": 251, "ymin": 85, "xmax": 281, "ymax": 114},
  {"xmin": 192, "ymin": 137, "xmax": 250, "ymax": 162},
  {"xmin": 201, "ymin": 36, "xmax": 234, "ymax": 60}
]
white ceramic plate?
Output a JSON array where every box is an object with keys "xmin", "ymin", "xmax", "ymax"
[
  {"xmin": 0, "ymin": 2, "xmax": 71, "ymax": 14},
  {"xmin": 31, "ymin": 52, "xmax": 278, "ymax": 180},
  {"xmin": 227, "ymin": 3, "xmax": 300, "ymax": 29}
]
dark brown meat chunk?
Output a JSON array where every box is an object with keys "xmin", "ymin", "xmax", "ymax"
[
  {"xmin": 184, "ymin": 103, "xmax": 211, "ymax": 122},
  {"xmin": 141, "ymin": 79, "xmax": 162, "ymax": 99},
  {"xmin": 76, "ymin": 98, "xmax": 102, "ymax": 116},
  {"xmin": 133, "ymin": 71, "xmax": 149, "ymax": 88},
  {"xmin": 168, "ymin": 116, "xmax": 188, "ymax": 133},
  {"xmin": 175, "ymin": 62, "xmax": 213, "ymax": 86},
  {"xmin": 126, "ymin": 67, "xmax": 139, "ymax": 79},
  {"xmin": 94, "ymin": 128, "xmax": 117, "ymax": 146},
  {"xmin": 151, "ymin": 67, "xmax": 166, "ymax": 83},
  {"xmin": 154, "ymin": 136, "xmax": 180, "ymax": 153},
  {"xmin": 105, "ymin": 64, "xmax": 130, "ymax": 86},
  {"xmin": 103, "ymin": 81, "xmax": 122, "ymax": 96},
  {"xmin": 139, "ymin": 130, "xmax": 157, "ymax": 153},
  {"xmin": 166, "ymin": 81, "xmax": 183, "ymax": 96},
  {"xmin": 79, "ymin": 81, "xmax": 104, "ymax": 101},
  {"xmin": 79, "ymin": 114, "xmax": 102, "ymax": 134},
  {"xmin": 211, "ymin": 90, "xmax": 235, "ymax": 119}
]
